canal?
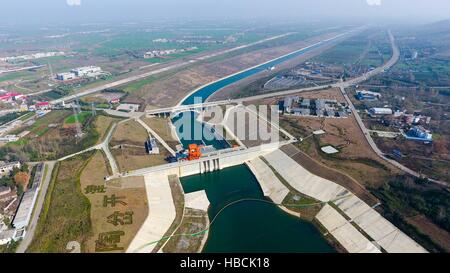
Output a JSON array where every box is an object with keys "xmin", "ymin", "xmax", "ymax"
[
  {"xmin": 174, "ymin": 33, "xmax": 349, "ymax": 252},
  {"xmin": 174, "ymin": 32, "xmax": 350, "ymax": 149},
  {"xmin": 181, "ymin": 39, "xmax": 329, "ymax": 105}
]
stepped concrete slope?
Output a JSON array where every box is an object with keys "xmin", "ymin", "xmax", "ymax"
[
  {"xmin": 264, "ymin": 149, "xmax": 349, "ymax": 202},
  {"xmin": 263, "ymin": 149, "xmax": 427, "ymax": 253},
  {"xmin": 246, "ymin": 157, "xmax": 289, "ymax": 204},
  {"xmin": 316, "ymin": 204, "xmax": 381, "ymax": 253},
  {"xmin": 334, "ymin": 195, "xmax": 427, "ymax": 253}
]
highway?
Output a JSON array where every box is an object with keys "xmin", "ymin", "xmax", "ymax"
[
  {"xmin": 50, "ymin": 28, "xmax": 362, "ymax": 106},
  {"xmin": 49, "ymin": 33, "xmax": 295, "ymax": 105},
  {"xmin": 336, "ymin": 30, "xmax": 448, "ymax": 188},
  {"xmin": 178, "ymin": 30, "xmax": 448, "ymax": 187}
]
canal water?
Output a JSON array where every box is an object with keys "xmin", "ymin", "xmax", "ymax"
[
  {"xmin": 171, "ymin": 111, "xmax": 230, "ymax": 150},
  {"xmin": 181, "ymin": 165, "xmax": 335, "ymax": 253},
  {"xmin": 175, "ymin": 33, "xmax": 347, "ymax": 149},
  {"xmin": 175, "ymin": 35, "xmax": 346, "ymax": 252}
]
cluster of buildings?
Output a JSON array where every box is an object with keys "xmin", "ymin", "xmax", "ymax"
[
  {"xmin": 359, "ymin": 88, "xmax": 434, "ymax": 144},
  {"xmin": 0, "ymin": 51, "xmax": 65, "ymax": 63},
  {"xmin": 369, "ymin": 108, "xmax": 434, "ymax": 143},
  {"xmin": 404, "ymin": 49, "xmax": 418, "ymax": 61},
  {"xmin": 0, "ymin": 162, "xmax": 45, "ymax": 246},
  {"xmin": 152, "ymin": 37, "xmax": 222, "ymax": 45},
  {"xmin": 143, "ymin": 47, "xmax": 197, "ymax": 59},
  {"xmin": 0, "ymin": 89, "xmax": 51, "ymax": 112},
  {"xmin": 0, "ymin": 161, "xmax": 23, "ymax": 246},
  {"xmin": 56, "ymin": 66, "xmax": 104, "ymax": 81},
  {"xmin": 0, "ymin": 161, "xmax": 21, "ymax": 178},
  {"xmin": 280, "ymin": 96, "xmax": 349, "ymax": 118},
  {"xmin": 0, "ymin": 91, "xmax": 26, "ymax": 104},
  {"xmin": 296, "ymin": 62, "xmax": 344, "ymax": 79},
  {"xmin": 0, "ymin": 102, "xmax": 51, "ymax": 144}
]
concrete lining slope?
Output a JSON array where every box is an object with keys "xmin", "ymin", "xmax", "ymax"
[
  {"xmin": 127, "ymin": 173, "xmax": 176, "ymax": 253},
  {"xmin": 334, "ymin": 195, "xmax": 427, "ymax": 253},
  {"xmin": 263, "ymin": 149, "xmax": 427, "ymax": 253},
  {"xmin": 246, "ymin": 157, "xmax": 289, "ymax": 204},
  {"xmin": 185, "ymin": 191, "xmax": 210, "ymax": 211},
  {"xmin": 316, "ymin": 204, "xmax": 381, "ymax": 253},
  {"xmin": 264, "ymin": 149, "xmax": 348, "ymax": 202}
]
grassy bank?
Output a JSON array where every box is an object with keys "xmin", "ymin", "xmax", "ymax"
[{"xmin": 27, "ymin": 152, "xmax": 94, "ymax": 253}]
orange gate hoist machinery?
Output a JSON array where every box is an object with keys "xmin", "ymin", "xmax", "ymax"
[{"xmin": 188, "ymin": 144, "xmax": 202, "ymax": 161}]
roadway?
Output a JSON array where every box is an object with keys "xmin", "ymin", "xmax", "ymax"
[
  {"xmin": 49, "ymin": 33, "xmax": 295, "ymax": 105},
  {"xmin": 336, "ymin": 30, "xmax": 448, "ymax": 187},
  {"xmin": 57, "ymin": 122, "xmax": 119, "ymax": 175},
  {"xmin": 16, "ymin": 123, "xmax": 120, "ymax": 252},
  {"xmin": 16, "ymin": 161, "xmax": 56, "ymax": 253},
  {"xmin": 142, "ymin": 30, "xmax": 449, "ymax": 187}
]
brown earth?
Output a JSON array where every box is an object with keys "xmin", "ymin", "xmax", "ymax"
[
  {"xmin": 406, "ymin": 214, "xmax": 450, "ymax": 252},
  {"xmin": 141, "ymin": 116, "xmax": 180, "ymax": 150},
  {"xmin": 128, "ymin": 32, "xmax": 343, "ymax": 107},
  {"xmin": 112, "ymin": 146, "xmax": 170, "ymax": 172},
  {"xmin": 80, "ymin": 151, "xmax": 148, "ymax": 253},
  {"xmin": 110, "ymin": 120, "xmax": 148, "ymax": 146},
  {"xmin": 93, "ymin": 115, "xmax": 122, "ymax": 144},
  {"xmin": 248, "ymin": 88, "xmax": 398, "ymax": 188}
]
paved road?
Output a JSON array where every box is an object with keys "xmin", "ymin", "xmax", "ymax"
[
  {"xmin": 204, "ymin": 30, "xmax": 447, "ymax": 187},
  {"xmin": 100, "ymin": 122, "xmax": 120, "ymax": 175},
  {"xmin": 16, "ymin": 123, "xmax": 122, "ymax": 252},
  {"xmin": 57, "ymin": 122, "xmax": 119, "ymax": 175},
  {"xmin": 49, "ymin": 33, "xmax": 295, "ymax": 105},
  {"xmin": 16, "ymin": 161, "xmax": 56, "ymax": 253},
  {"xmin": 336, "ymin": 31, "xmax": 448, "ymax": 188}
]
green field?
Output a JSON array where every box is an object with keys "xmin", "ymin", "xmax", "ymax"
[
  {"xmin": 0, "ymin": 71, "xmax": 35, "ymax": 82},
  {"xmin": 64, "ymin": 112, "xmax": 92, "ymax": 124},
  {"xmin": 27, "ymin": 153, "xmax": 94, "ymax": 253},
  {"xmin": 122, "ymin": 76, "xmax": 157, "ymax": 93}
]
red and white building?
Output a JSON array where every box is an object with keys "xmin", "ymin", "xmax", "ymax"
[
  {"xmin": 0, "ymin": 92, "xmax": 26, "ymax": 103},
  {"xmin": 34, "ymin": 101, "xmax": 51, "ymax": 110}
]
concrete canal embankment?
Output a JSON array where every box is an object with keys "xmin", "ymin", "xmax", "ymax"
[{"xmin": 258, "ymin": 149, "xmax": 427, "ymax": 253}]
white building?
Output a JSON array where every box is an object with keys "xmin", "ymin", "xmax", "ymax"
[
  {"xmin": 12, "ymin": 188, "xmax": 39, "ymax": 230},
  {"xmin": 116, "ymin": 103, "xmax": 140, "ymax": 112},
  {"xmin": 71, "ymin": 66, "xmax": 102, "ymax": 77},
  {"xmin": 0, "ymin": 135, "xmax": 19, "ymax": 143},
  {"xmin": 0, "ymin": 51, "xmax": 65, "ymax": 63},
  {"xmin": 56, "ymin": 72, "xmax": 77, "ymax": 81},
  {"xmin": 0, "ymin": 161, "xmax": 21, "ymax": 177},
  {"xmin": 146, "ymin": 137, "xmax": 160, "ymax": 155},
  {"xmin": 369, "ymin": 107, "xmax": 393, "ymax": 116}
]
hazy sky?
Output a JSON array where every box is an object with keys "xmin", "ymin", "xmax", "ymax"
[{"xmin": 1, "ymin": 0, "xmax": 449, "ymax": 25}]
